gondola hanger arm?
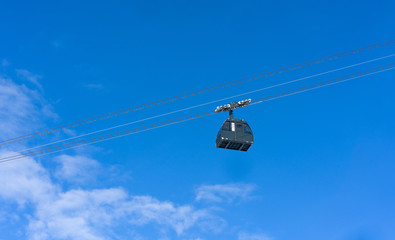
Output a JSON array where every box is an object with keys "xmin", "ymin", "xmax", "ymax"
[{"xmin": 215, "ymin": 99, "xmax": 252, "ymax": 113}]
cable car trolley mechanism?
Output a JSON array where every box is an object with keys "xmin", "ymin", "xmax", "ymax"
[{"xmin": 215, "ymin": 99, "xmax": 253, "ymax": 152}]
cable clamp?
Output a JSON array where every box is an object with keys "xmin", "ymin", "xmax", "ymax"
[{"xmin": 215, "ymin": 99, "xmax": 252, "ymax": 113}]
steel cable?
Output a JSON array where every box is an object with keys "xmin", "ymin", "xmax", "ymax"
[
  {"xmin": 1, "ymin": 39, "xmax": 394, "ymax": 146},
  {"xmin": 251, "ymin": 63, "xmax": 395, "ymax": 105},
  {"xmin": 0, "ymin": 111, "xmax": 215, "ymax": 163},
  {"xmin": 13, "ymin": 53, "xmax": 395, "ymax": 154},
  {"xmin": 1, "ymin": 63, "xmax": 394, "ymax": 163}
]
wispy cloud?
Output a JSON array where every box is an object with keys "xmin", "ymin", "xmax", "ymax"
[
  {"xmin": 0, "ymin": 73, "xmax": 258, "ymax": 240},
  {"xmin": 54, "ymin": 154, "xmax": 101, "ymax": 183},
  {"xmin": 0, "ymin": 76, "xmax": 54, "ymax": 143},
  {"xmin": 16, "ymin": 69, "xmax": 43, "ymax": 91},
  {"xmin": 0, "ymin": 152, "xmax": 222, "ymax": 239},
  {"xmin": 195, "ymin": 183, "xmax": 256, "ymax": 203},
  {"xmin": 0, "ymin": 151, "xmax": 57, "ymax": 207},
  {"xmin": 238, "ymin": 232, "xmax": 273, "ymax": 240}
]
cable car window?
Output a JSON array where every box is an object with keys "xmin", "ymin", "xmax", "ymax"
[
  {"xmin": 231, "ymin": 122, "xmax": 236, "ymax": 131},
  {"xmin": 236, "ymin": 123, "xmax": 243, "ymax": 131},
  {"xmin": 222, "ymin": 122, "xmax": 230, "ymax": 131},
  {"xmin": 244, "ymin": 125, "xmax": 252, "ymax": 134}
]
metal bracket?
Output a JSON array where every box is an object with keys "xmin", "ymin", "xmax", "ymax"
[{"xmin": 215, "ymin": 99, "xmax": 252, "ymax": 115}]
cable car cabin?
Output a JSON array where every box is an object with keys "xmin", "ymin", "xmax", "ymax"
[{"xmin": 216, "ymin": 118, "xmax": 253, "ymax": 151}]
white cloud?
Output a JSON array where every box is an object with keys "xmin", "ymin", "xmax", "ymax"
[
  {"xmin": 1, "ymin": 74, "xmax": 209, "ymax": 239},
  {"xmin": 0, "ymin": 151, "xmax": 221, "ymax": 239},
  {"xmin": 28, "ymin": 187, "xmax": 127, "ymax": 240},
  {"xmin": 0, "ymin": 77, "xmax": 41, "ymax": 140},
  {"xmin": 120, "ymin": 196, "xmax": 214, "ymax": 235},
  {"xmin": 0, "ymin": 71, "xmax": 252, "ymax": 240},
  {"xmin": 0, "ymin": 151, "xmax": 57, "ymax": 207},
  {"xmin": 0, "ymin": 74, "xmax": 210, "ymax": 239},
  {"xmin": 195, "ymin": 183, "xmax": 256, "ymax": 203},
  {"xmin": 238, "ymin": 232, "xmax": 273, "ymax": 240},
  {"xmin": 16, "ymin": 69, "xmax": 43, "ymax": 91},
  {"xmin": 0, "ymin": 76, "xmax": 56, "ymax": 143},
  {"xmin": 54, "ymin": 154, "xmax": 100, "ymax": 182}
]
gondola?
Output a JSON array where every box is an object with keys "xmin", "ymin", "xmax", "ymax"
[{"xmin": 215, "ymin": 99, "xmax": 253, "ymax": 152}]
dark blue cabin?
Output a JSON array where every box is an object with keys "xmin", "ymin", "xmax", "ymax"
[{"xmin": 216, "ymin": 118, "xmax": 253, "ymax": 151}]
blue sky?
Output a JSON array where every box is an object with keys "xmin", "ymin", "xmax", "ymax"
[{"xmin": 0, "ymin": 0, "xmax": 395, "ymax": 239}]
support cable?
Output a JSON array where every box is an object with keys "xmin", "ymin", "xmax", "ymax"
[
  {"xmin": 8, "ymin": 53, "xmax": 395, "ymax": 154},
  {"xmin": 1, "ymin": 39, "xmax": 394, "ymax": 146},
  {"xmin": 0, "ymin": 63, "xmax": 394, "ymax": 163},
  {"xmin": 251, "ymin": 63, "xmax": 395, "ymax": 105},
  {"xmin": 0, "ymin": 112, "xmax": 215, "ymax": 163}
]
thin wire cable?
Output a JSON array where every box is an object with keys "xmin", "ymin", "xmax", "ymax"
[
  {"xmin": 0, "ymin": 111, "xmax": 213, "ymax": 160},
  {"xmin": 251, "ymin": 63, "xmax": 395, "ymax": 105},
  {"xmin": 2, "ymin": 63, "xmax": 394, "ymax": 162},
  {"xmin": 0, "ymin": 112, "xmax": 215, "ymax": 163},
  {"xmin": 13, "ymin": 53, "xmax": 395, "ymax": 154},
  {"xmin": 1, "ymin": 39, "xmax": 394, "ymax": 146},
  {"xmin": 1, "ymin": 63, "xmax": 394, "ymax": 163}
]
